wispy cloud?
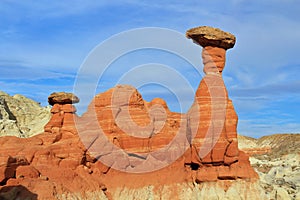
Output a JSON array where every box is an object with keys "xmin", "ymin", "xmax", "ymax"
[{"xmin": 0, "ymin": 62, "xmax": 75, "ymax": 80}]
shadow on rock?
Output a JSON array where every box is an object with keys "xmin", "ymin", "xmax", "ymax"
[{"xmin": 0, "ymin": 185, "xmax": 37, "ymax": 200}]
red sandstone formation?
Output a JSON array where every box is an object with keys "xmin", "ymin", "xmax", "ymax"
[
  {"xmin": 0, "ymin": 93, "xmax": 107, "ymax": 199},
  {"xmin": 0, "ymin": 26, "xmax": 259, "ymax": 199},
  {"xmin": 184, "ymin": 26, "xmax": 257, "ymax": 182},
  {"xmin": 44, "ymin": 92, "xmax": 78, "ymax": 135}
]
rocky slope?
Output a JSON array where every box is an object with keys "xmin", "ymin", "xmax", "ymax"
[
  {"xmin": 239, "ymin": 134, "xmax": 300, "ymax": 200},
  {"xmin": 0, "ymin": 91, "xmax": 51, "ymax": 137}
]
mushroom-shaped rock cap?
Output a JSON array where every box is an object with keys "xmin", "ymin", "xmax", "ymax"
[
  {"xmin": 186, "ymin": 26, "xmax": 236, "ymax": 50},
  {"xmin": 48, "ymin": 92, "xmax": 79, "ymax": 106}
]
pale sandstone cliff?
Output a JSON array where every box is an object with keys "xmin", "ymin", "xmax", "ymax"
[{"xmin": 0, "ymin": 91, "xmax": 50, "ymax": 137}]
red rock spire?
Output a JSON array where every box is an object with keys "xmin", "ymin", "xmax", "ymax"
[{"xmin": 185, "ymin": 26, "xmax": 257, "ymax": 181}]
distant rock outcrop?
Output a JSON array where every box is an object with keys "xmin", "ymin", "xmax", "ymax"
[
  {"xmin": 0, "ymin": 91, "xmax": 50, "ymax": 137},
  {"xmin": 238, "ymin": 134, "xmax": 300, "ymax": 199}
]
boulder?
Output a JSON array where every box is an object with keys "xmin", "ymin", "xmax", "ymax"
[
  {"xmin": 48, "ymin": 92, "xmax": 79, "ymax": 106},
  {"xmin": 186, "ymin": 26, "xmax": 236, "ymax": 49}
]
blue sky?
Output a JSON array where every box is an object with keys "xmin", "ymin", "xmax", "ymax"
[{"xmin": 0, "ymin": 0, "xmax": 299, "ymax": 138}]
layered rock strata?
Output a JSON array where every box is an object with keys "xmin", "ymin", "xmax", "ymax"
[
  {"xmin": 0, "ymin": 93, "xmax": 107, "ymax": 199},
  {"xmin": 44, "ymin": 92, "xmax": 79, "ymax": 135},
  {"xmin": 0, "ymin": 26, "xmax": 262, "ymax": 199},
  {"xmin": 184, "ymin": 26, "xmax": 257, "ymax": 182}
]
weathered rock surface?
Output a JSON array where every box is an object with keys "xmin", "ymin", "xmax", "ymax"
[
  {"xmin": 238, "ymin": 134, "xmax": 300, "ymax": 157},
  {"xmin": 108, "ymin": 180, "xmax": 266, "ymax": 200},
  {"xmin": 0, "ymin": 99, "xmax": 108, "ymax": 199},
  {"xmin": 202, "ymin": 46, "xmax": 226, "ymax": 74},
  {"xmin": 0, "ymin": 26, "xmax": 265, "ymax": 199},
  {"xmin": 185, "ymin": 25, "xmax": 256, "ymax": 182},
  {"xmin": 48, "ymin": 92, "xmax": 79, "ymax": 106},
  {"xmin": 239, "ymin": 134, "xmax": 300, "ymax": 200},
  {"xmin": 0, "ymin": 91, "xmax": 51, "ymax": 137},
  {"xmin": 186, "ymin": 26, "xmax": 236, "ymax": 50}
]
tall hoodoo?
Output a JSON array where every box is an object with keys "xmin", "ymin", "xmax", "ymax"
[{"xmin": 185, "ymin": 26, "xmax": 256, "ymax": 181}]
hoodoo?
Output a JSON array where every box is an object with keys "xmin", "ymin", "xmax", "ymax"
[
  {"xmin": 184, "ymin": 26, "xmax": 257, "ymax": 182},
  {"xmin": 0, "ymin": 26, "xmax": 265, "ymax": 200}
]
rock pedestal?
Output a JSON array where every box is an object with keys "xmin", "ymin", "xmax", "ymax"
[
  {"xmin": 44, "ymin": 92, "xmax": 78, "ymax": 134},
  {"xmin": 0, "ymin": 93, "xmax": 107, "ymax": 199}
]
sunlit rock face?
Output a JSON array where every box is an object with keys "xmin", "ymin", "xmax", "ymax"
[
  {"xmin": 0, "ymin": 91, "xmax": 50, "ymax": 137},
  {"xmin": 0, "ymin": 26, "xmax": 265, "ymax": 200}
]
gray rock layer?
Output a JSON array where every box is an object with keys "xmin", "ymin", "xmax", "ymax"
[{"xmin": 239, "ymin": 134, "xmax": 300, "ymax": 200}]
